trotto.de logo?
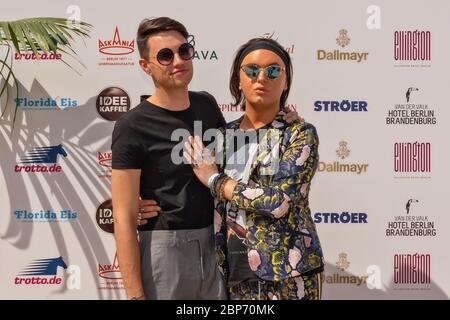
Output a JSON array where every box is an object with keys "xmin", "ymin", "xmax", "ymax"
[
  {"xmin": 15, "ymin": 144, "xmax": 68, "ymax": 173},
  {"xmin": 14, "ymin": 256, "xmax": 80, "ymax": 289},
  {"xmin": 96, "ymin": 87, "xmax": 130, "ymax": 121}
]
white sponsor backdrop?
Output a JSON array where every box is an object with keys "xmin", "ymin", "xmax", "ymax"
[{"xmin": 1, "ymin": 0, "xmax": 449, "ymax": 299}]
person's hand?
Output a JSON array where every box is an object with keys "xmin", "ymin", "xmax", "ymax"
[
  {"xmin": 183, "ymin": 135, "xmax": 218, "ymax": 187},
  {"xmin": 282, "ymin": 105, "xmax": 304, "ymax": 123},
  {"xmin": 137, "ymin": 198, "xmax": 161, "ymax": 226}
]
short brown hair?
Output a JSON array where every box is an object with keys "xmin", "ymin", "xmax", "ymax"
[{"xmin": 137, "ymin": 17, "xmax": 189, "ymax": 59}]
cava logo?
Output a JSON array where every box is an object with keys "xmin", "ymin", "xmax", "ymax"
[
  {"xmin": 96, "ymin": 87, "xmax": 130, "ymax": 121},
  {"xmin": 187, "ymin": 35, "xmax": 218, "ymax": 61},
  {"xmin": 394, "ymin": 30, "xmax": 431, "ymax": 67},
  {"xmin": 386, "ymin": 88, "xmax": 436, "ymax": 125},
  {"xmin": 318, "ymin": 141, "xmax": 369, "ymax": 174},
  {"xmin": 386, "ymin": 199, "xmax": 436, "ymax": 237},
  {"xmin": 262, "ymin": 31, "xmax": 295, "ymax": 54},
  {"xmin": 393, "ymin": 142, "xmax": 431, "ymax": 178},
  {"xmin": 317, "ymin": 29, "xmax": 369, "ymax": 63},
  {"xmin": 98, "ymin": 151, "xmax": 112, "ymax": 178},
  {"xmin": 393, "ymin": 254, "xmax": 431, "ymax": 288},
  {"xmin": 98, "ymin": 27, "xmax": 135, "ymax": 66},
  {"xmin": 98, "ymin": 253, "xmax": 124, "ymax": 290},
  {"xmin": 321, "ymin": 252, "xmax": 368, "ymax": 286},
  {"xmin": 15, "ymin": 144, "xmax": 67, "ymax": 173},
  {"xmin": 14, "ymin": 209, "xmax": 77, "ymax": 222},
  {"xmin": 96, "ymin": 199, "xmax": 114, "ymax": 233}
]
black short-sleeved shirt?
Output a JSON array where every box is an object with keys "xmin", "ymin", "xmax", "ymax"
[{"xmin": 111, "ymin": 91, "xmax": 226, "ymax": 231}]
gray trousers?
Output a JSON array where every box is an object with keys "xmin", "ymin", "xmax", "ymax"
[{"xmin": 139, "ymin": 224, "xmax": 226, "ymax": 300}]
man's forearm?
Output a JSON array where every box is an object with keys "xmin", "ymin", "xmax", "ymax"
[{"xmin": 115, "ymin": 216, "xmax": 145, "ymax": 299}]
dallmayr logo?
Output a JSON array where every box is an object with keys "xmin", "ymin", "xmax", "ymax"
[
  {"xmin": 98, "ymin": 151, "xmax": 112, "ymax": 178},
  {"xmin": 385, "ymin": 199, "xmax": 437, "ymax": 237},
  {"xmin": 98, "ymin": 26, "xmax": 135, "ymax": 66},
  {"xmin": 262, "ymin": 32, "xmax": 295, "ymax": 54},
  {"xmin": 96, "ymin": 87, "xmax": 131, "ymax": 121},
  {"xmin": 393, "ymin": 142, "xmax": 431, "ymax": 179},
  {"xmin": 314, "ymin": 211, "xmax": 368, "ymax": 224},
  {"xmin": 321, "ymin": 252, "xmax": 368, "ymax": 286},
  {"xmin": 317, "ymin": 29, "xmax": 369, "ymax": 63},
  {"xmin": 15, "ymin": 97, "xmax": 78, "ymax": 110},
  {"xmin": 98, "ymin": 253, "xmax": 124, "ymax": 290},
  {"xmin": 14, "ymin": 209, "xmax": 77, "ymax": 222},
  {"xmin": 96, "ymin": 199, "xmax": 114, "ymax": 233},
  {"xmin": 386, "ymin": 88, "xmax": 436, "ymax": 125},
  {"xmin": 394, "ymin": 30, "xmax": 431, "ymax": 67},
  {"xmin": 314, "ymin": 99, "xmax": 368, "ymax": 112},
  {"xmin": 393, "ymin": 253, "xmax": 431, "ymax": 289},
  {"xmin": 15, "ymin": 144, "xmax": 67, "ymax": 173},
  {"xmin": 187, "ymin": 34, "xmax": 218, "ymax": 61},
  {"xmin": 318, "ymin": 141, "xmax": 369, "ymax": 174}
]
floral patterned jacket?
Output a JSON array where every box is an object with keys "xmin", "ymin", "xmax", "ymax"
[{"xmin": 214, "ymin": 111, "xmax": 324, "ymax": 282}]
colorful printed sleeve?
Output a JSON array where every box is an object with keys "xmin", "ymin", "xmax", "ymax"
[{"xmin": 230, "ymin": 123, "xmax": 319, "ymax": 219}]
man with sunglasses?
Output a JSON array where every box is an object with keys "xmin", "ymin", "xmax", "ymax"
[{"xmin": 111, "ymin": 17, "xmax": 227, "ymax": 300}]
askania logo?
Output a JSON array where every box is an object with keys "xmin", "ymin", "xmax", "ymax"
[
  {"xmin": 318, "ymin": 141, "xmax": 369, "ymax": 174},
  {"xmin": 393, "ymin": 142, "xmax": 431, "ymax": 178},
  {"xmin": 187, "ymin": 34, "xmax": 218, "ymax": 61},
  {"xmin": 321, "ymin": 252, "xmax": 368, "ymax": 286},
  {"xmin": 386, "ymin": 88, "xmax": 436, "ymax": 125},
  {"xmin": 262, "ymin": 32, "xmax": 295, "ymax": 54},
  {"xmin": 314, "ymin": 99, "xmax": 368, "ymax": 112},
  {"xmin": 314, "ymin": 211, "xmax": 368, "ymax": 224},
  {"xmin": 14, "ymin": 209, "xmax": 77, "ymax": 222},
  {"xmin": 15, "ymin": 144, "xmax": 68, "ymax": 173},
  {"xmin": 96, "ymin": 199, "xmax": 114, "ymax": 233},
  {"xmin": 98, "ymin": 151, "xmax": 112, "ymax": 178},
  {"xmin": 98, "ymin": 26, "xmax": 135, "ymax": 66},
  {"xmin": 15, "ymin": 256, "xmax": 67, "ymax": 285},
  {"xmin": 98, "ymin": 253, "xmax": 124, "ymax": 290},
  {"xmin": 15, "ymin": 97, "xmax": 78, "ymax": 110},
  {"xmin": 393, "ymin": 253, "xmax": 431, "ymax": 288},
  {"xmin": 385, "ymin": 199, "xmax": 437, "ymax": 237},
  {"xmin": 96, "ymin": 87, "xmax": 130, "ymax": 121},
  {"xmin": 317, "ymin": 29, "xmax": 369, "ymax": 63},
  {"xmin": 394, "ymin": 30, "xmax": 431, "ymax": 67}
]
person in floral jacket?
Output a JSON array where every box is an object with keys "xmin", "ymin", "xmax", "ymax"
[{"xmin": 184, "ymin": 37, "xmax": 324, "ymax": 300}]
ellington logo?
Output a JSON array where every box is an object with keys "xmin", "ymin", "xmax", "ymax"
[
  {"xmin": 394, "ymin": 30, "xmax": 431, "ymax": 61},
  {"xmin": 393, "ymin": 142, "xmax": 431, "ymax": 173},
  {"xmin": 393, "ymin": 253, "xmax": 431, "ymax": 285}
]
